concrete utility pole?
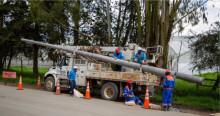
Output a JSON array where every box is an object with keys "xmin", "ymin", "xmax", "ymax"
[{"xmin": 21, "ymin": 39, "xmax": 204, "ymax": 84}]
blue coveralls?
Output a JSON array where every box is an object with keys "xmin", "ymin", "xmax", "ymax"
[
  {"xmin": 123, "ymin": 86, "xmax": 143, "ymax": 106},
  {"xmin": 68, "ymin": 68, "xmax": 77, "ymax": 94},
  {"xmin": 113, "ymin": 52, "xmax": 125, "ymax": 71},
  {"xmin": 162, "ymin": 75, "xmax": 175, "ymax": 107},
  {"xmin": 113, "ymin": 52, "xmax": 125, "ymax": 60},
  {"xmin": 134, "ymin": 51, "xmax": 147, "ymax": 64}
]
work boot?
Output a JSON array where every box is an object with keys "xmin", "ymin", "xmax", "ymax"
[
  {"xmin": 162, "ymin": 106, "xmax": 167, "ymax": 111},
  {"xmin": 167, "ymin": 106, "xmax": 170, "ymax": 111},
  {"xmin": 72, "ymin": 89, "xmax": 75, "ymax": 97},
  {"xmin": 166, "ymin": 106, "xmax": 170, "ymax": 111}
]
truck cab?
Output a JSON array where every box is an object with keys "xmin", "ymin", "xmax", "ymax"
[
  {"xmin": 44, "ymin": 55, "xmax": 88, "ymax": 91},
  {"xmin": 43, "ymin": 44, "xmax": 161, "ymax": 101}
]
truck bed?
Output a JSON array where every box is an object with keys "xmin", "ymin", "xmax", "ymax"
[{"xmin": 86, "ymin": 70, "xmax": 158, "ymax": 85}]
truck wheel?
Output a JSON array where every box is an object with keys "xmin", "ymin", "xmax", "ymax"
[
  {"xmin": 101, "ymin": 82, "xmax": 118, "ymax": 101},
  {"xmin": 44, "ymin": 76, "xmax": 55, "ymax": 92}
]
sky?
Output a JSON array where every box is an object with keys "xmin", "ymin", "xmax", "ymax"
[{"xmin": 175, "ymin": 0, "xmax": 220, "ymax": 36}]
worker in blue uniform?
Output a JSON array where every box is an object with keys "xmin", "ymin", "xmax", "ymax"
[
  {"xmin": 68, "ymin": 66, "xmax": 78, "ymax": 96},
  {"xmin": 113, "ymin": 47, "xmax": 125, "ymax": 71},
  {"xmin": 123, "ymin": 80, "xmax": 143, "ymax": 106},
  {"xmin": 134, "ymin": 47, "xmax": 148, "ymax": 65},
  {"xmin": 162, "ymin": 69, "xmax": 175, "ymax": 111}
]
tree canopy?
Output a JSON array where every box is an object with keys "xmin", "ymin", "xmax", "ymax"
[
  {"xmin": 0, "ymin": 0, "xmax": 209, "ymax": 77},
  {"xmin": 191, "ymin": 22, "xmax": 220, "ymax": 72}
]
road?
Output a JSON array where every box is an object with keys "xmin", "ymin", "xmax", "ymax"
[{"xmin": 0, "ymin": 85, "xmax": 198, "ymax": 116}]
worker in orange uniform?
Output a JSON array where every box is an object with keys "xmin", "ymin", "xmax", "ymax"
[{"xmin": 162, "ymin": 69, "xmax": 175, "ymax": 111}]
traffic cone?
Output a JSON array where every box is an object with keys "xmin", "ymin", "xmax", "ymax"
[
  {"xmin": 84, "ymin": 81, "xmax": 91, "ymax": 99},
  {"xmin": 17, "ymin": 75, "xmax": 23, "ymax": 90},
  {"xmin": 36, "ymin": 76, "xmax": 41, "ymax": 89},
  {"xmin": 55, "ymin": 79, "xmax": 61, "ymax": 95},
  {"xmin": 143, "ymin": 85, "xmax": 150, "ymax": 109}
]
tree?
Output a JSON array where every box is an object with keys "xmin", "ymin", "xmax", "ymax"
[
  {"xmin": 67, "ymin": 0, "xmax": 81, "ymax": 45},
  {"xmin": 112, "ymin": 0, "xmax": 137, "ymax": 45},
  {"xmin": 0, "ymin": 0, "xmax": 28, "ymax": 71},
  {"xmin": 110, "ymin": 0, "xmax": 208, "ymax": 67},
  {"xmin": 145, "ymin": 0, "xmax": 208, "ymax": 67},
  {"xmin": 26, "ymin": 1, "xmax": 68, "ymax": 78},
  {"xmin": 81, "ymin": 0, "xmax": 110, "ymax": 45},
  {"xmin": 0, "ymin": 0, "xmax": 210, "ymax": 73},
  {"xmin": 190, "ymin": 22, "xmax": 220, "ymax": 90}
]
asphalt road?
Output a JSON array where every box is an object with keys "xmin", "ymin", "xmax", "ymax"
[{"xmin": 0, "ymin": 85, "xmax": 199, "ymax": 116}]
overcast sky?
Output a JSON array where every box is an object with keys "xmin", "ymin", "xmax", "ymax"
[{"xmin": 175, "ymin": 0, "xmax": 220, "ymax": 36}]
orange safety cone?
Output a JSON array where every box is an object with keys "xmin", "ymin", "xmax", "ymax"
[
  {"xmin": 84, "ymin": 81, "xmax": 91, "ymax": 99},
  {"xmin": 36, "ymin": 76, "xmax": 41, "ymax": 89},
  {"xmin": 55, "ymin": 79, "xmax": 61, "ymax": 95},
  {"xmin": 143, "ymin": 85, "xmax": 150, "ymax": 109},
  {"xmin": 17, "ymin": 75, "xmax": 23, "ymax": 90}
]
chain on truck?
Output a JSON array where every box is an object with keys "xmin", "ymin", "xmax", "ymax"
[{"xmin": 44, "ymin": 44, "xmax": 163, "ymax": 101}]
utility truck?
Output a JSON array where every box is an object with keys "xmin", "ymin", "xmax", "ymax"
[{"xmin": 44, "ymin": 44, "xmax": 161, "ymax": 101}]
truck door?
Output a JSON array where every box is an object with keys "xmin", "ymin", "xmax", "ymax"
[{"xmin": 58, "ymin": 57, "xmax": 70, "ymax": 79}]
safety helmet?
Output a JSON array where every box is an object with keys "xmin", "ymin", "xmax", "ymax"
[
  {"xmin": 116, "ymin": 47, "xmax": 120, "ymax": 54},
  {"xmin": 165, "ymin": 69, "xmax": 171, "ymax": 75},
  {"xmin": 73, "ymin": 66, "xmax": 78, "ymax": 69},
  {"xmin": 137, "ymin": 47, "xmax": 142, "ymax": 51},
  {"xmin": 165, "ymin": 69, "xmax": 171, "ymax": 73},
  {"xmin": 127, "ymin": 79, "xmax": 132, "ymax": 84}
]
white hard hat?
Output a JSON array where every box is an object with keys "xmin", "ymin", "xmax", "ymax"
[
  {"xmin": 137, "ymin": 47, "xmax": 142, "ymax": 51},
  {"xmin": 73, "ymin": 66, "xmax": 78, "ymax": 69},
  {"xmin": 137, "ymin": 47, "xmax": 146, "ymax": 52}
]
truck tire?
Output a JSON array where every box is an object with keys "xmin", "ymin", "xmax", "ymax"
[
  {"xmin": 101, "ymin": 82, "xmax": 118, "ymax": 101},
  {"xmin": 44, "ymin": 76, "xmax": 55, "ymax": 92}
]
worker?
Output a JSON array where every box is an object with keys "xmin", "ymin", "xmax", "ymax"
[
  {"xmin": 113, "ymin": 47, "xmax": 125, "ymax": 71},
  {"xmin": 162, "ymin": 69, "xmax": 175, "ymax": 111},
  {"xmin": 123, "ymin": 80, "xmax": 143, "ymax": 106},
  {"xmin": 134, "ymin": 47, "xmax": 148, "ymax": 65},
  {"xmin": 68, "ymin": 66, "xmax": 78, "ymax": 96}
]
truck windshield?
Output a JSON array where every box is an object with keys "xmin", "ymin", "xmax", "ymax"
[{"xmin": 58, "ymin": 57, "xmax": 70, "ymax": 67}]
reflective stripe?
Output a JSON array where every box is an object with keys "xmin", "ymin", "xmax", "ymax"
[
  {"xmin": 162, "ymin": 103, "xmax": 168, "ymax": 106},
  {"xmin": 164, "ymin": 88, "xmax": 173, "ymax": 90}
]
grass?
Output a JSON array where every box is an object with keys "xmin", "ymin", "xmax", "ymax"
[
  {"xmin": 0, "ymin": 66, "xmax": 219, "ymax": 111},
  {"xmin": 151, "ymin": 72, "xmax": 220, "ymax": 111},
  {"xmin": 0, "ymin": 66, "xmax": 48, "ymax": 84}
]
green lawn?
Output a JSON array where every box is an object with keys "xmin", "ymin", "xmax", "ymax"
[
  {"xmin": 151, "ymin": 73, "xmax": 220, "ymax": 111},
  {"xmin": 0, "ymin": 66, "xmax": 48, "ymax": 84}
]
